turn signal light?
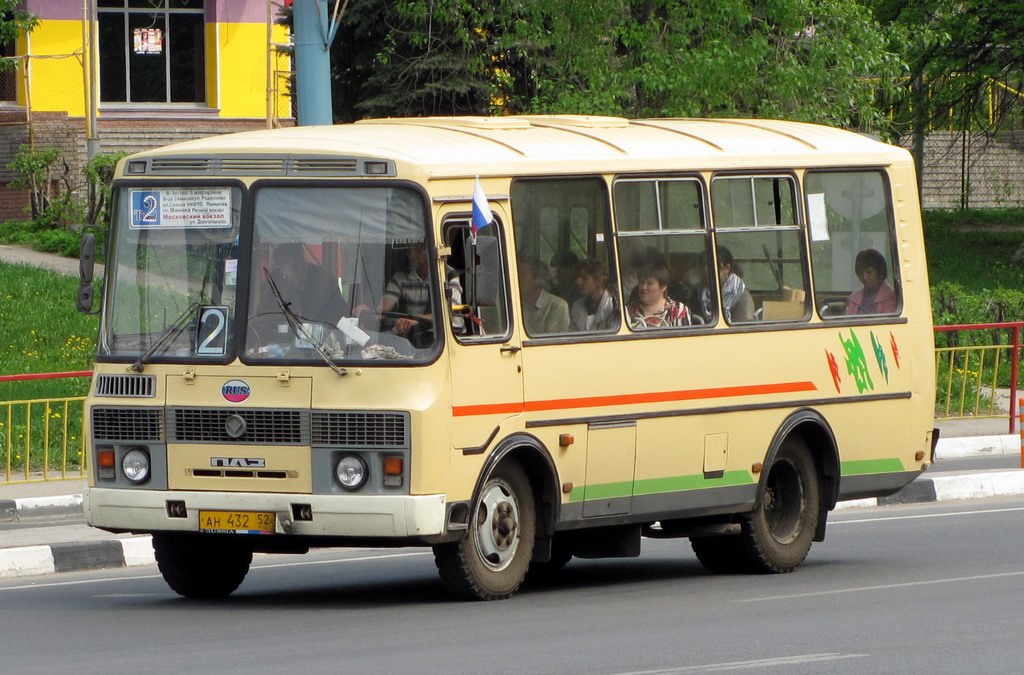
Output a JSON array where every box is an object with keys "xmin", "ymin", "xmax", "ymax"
[
  {"xmin": 383, "ymin": 456, "xmax": 403, "ymax": 488},
  {"xmin": 98, "ymin": 449, "xmax": 115, "ymax": 468}
]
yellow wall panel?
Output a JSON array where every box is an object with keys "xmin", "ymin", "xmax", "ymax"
[
  {"xmin": 27, "ymin": 19, "xmax": 85, "ymax": 115},
  {"xmin": 216, "ymin": 21, "xmax": 290, "ymax": 119}
]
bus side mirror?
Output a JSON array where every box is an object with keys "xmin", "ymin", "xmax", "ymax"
[
  {"xmin": 471, "ymin": 236, "xmax": 499, "ymax": 307},
  {"xmin": 77, "ymin": 233, "xmax": 96, "ymax": 313}
]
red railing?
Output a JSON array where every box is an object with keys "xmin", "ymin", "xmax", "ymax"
[
  {"xmin": 934, "ymin": 322, "xmax": 1024, "ymax": 434},
  {"xmin": 0, "ymin": 370, "xmax": 93, "ymax": 383}
]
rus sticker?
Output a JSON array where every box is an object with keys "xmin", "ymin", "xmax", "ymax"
[{"xmin": 221, "ymin": 379, "xmax": 251, "ymax": 403}]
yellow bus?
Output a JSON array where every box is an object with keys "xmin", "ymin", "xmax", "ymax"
[{"xmin": 78, "ymin": 116, "xmax": 936, "ymax": 600}]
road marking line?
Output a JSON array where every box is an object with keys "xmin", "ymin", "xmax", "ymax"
[
  {"xmin": 251, "ymin": 550, "xmax": 431, "ymax": 571},
  {"xmin": 0, "ymin": 550, "xmax": 432, "ymax": 592},
  {"xmin": 737, "ymin": 570, "xmax": 1024, "ymax": 602},
  {"xmin": 614, "ymin": 652, "xmax": 868, "ymax": 673},
  {"xmin": 833, "ymin": 505, "xmax": 1024, "ymax": 524}
]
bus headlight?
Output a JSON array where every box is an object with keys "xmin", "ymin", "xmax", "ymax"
[
  {"xmin": 122, "ymin": 448, "xmax": 151, "ymax": 483},
  {"xmin": 335, "ymin": 454, "xmax": 368, "ymax": 490}
]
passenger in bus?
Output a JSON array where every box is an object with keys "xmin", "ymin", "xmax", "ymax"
[
  {"xmin": 570, "ymin": 258, "xmax": 617, "ymax": 332},
  {"xmin": 626, "ymin": 264, "xmax": 691, "ymax": 329},
  {"xmin": 264, "ymin": 243, "xmax": 352, "ymax": 326},
  {"xmin": 623, "ymin": 247, "xmax": 670, "ymax": 304},
  {"xmin": 550, "ymin": 250, "xmax": 581, "ymax": 304},
  {"xmin": 377, "ymin": 241, "xmax": 464, "ymax": 337},
  {"xmin": 518, "ymin": 256, "xmax": 570, "ymax": 334},
  {"xmin": 704, "ymin": 246, "xmax": 754, "ymax": 323},
  {"xmin": 846, "ymin": 248, "xmax": 897, "ymax": 315}
]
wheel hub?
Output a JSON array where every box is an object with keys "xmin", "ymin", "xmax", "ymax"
[{"xmin": 474, "ymin": 480, "xmax": 521, "ymax": 570}]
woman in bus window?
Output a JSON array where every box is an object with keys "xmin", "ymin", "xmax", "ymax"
[
  {"xmin": 847, "ymin": 248, "xmax": 897, "ymax": 315},
  {"xmin": 627, "ymin": 264, "xmax": 690, "ymax": 329},
  {"xmin": 704, "ymin": 246, "xmax": 754, "ymax": 323},
  {"xmin": 571, "ymin": 258, "xmax": 617, "ymax": 332}
]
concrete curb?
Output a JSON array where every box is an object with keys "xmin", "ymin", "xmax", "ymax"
[
  {"xmin": 834, "ymin": 470, "xmax": 1024, "ymax": 510},
  {"xmin": 935, "ymin": 434, "xmax": 1020, "ymax": 460},
  {"xmin": 0, "ymin": 535, "xmax": 153, "ymax": 579}
]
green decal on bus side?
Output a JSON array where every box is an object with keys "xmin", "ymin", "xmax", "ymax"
[
  {"xmin": 841, "ymin": 458, "xmax": 906, "ymax": 476},
  {"xmin": 568, "ymin": 470, "xmax": 753, "ymax": 503}
]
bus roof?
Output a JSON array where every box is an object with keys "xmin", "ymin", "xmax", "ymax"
[{"xmin": 128, "ymin": 116, "xmax": 910, "ymax": 179}]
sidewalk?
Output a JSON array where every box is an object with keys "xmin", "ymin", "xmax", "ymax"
[
  {"xmin": 1, "ymin": 418, "xmax": 1021, "ymax": 579},
  {"xmin": 0, "ymin": 243, "xmax": 104, "ymax": 278}
]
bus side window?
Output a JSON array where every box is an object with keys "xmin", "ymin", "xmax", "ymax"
[
  {"xmin": 711, "ymin": 175, "xmax": 808, "ymax": 324},
  {"xmin": 614, "ymin": 177, "xmax": 711, "ymax": 329},
  {"xmin": 444, "ymin": 219, "xmax": 510, "ymax": 339},
  {"xmin": 806, "ymin": 170, "xmax": 901, "ymax": 319},
  {"xmin": 511, "ymin": 176, "xmax": 616, "ymax": 337}
]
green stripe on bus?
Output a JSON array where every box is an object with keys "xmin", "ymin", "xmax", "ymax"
[
  {"xmin": 841, "ymin": 458, "xmax": 906, "ymax": 475},
  {"xmin": 567, "ymin": 470, "xmax": 754, "ymax": 503}
]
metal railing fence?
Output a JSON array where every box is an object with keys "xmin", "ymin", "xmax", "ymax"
[
  {"xmin": 934, "ymin": 322, "xmax": 1023, "ymax": 433},
  {"xmin": 0, "ymin": 371, "xmax": 90, "ymax": 485}
]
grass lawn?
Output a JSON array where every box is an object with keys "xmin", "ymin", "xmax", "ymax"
[{"xmin": 0, "ymin": 261, "xmax": 98, "ymax": 402}]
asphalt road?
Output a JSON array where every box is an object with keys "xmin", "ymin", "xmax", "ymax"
[{"xmin": 2, "ymin": 497, "xmax": 1023, "ymax": 674}]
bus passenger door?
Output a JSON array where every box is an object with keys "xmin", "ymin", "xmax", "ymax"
[
  {"xmin": 583, "ymin": 421, "xmax": 636, "ymax": 517},
  {"xmin": 443, "ymin": 211, "xmax": 524, "ymax": 450}
]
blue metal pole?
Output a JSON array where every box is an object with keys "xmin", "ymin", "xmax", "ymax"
[{"xmin": 293, "ymin": 0, "xmax": 333, "ymax": 126}]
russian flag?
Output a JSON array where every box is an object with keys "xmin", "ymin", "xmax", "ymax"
[{"xmin": 471, "ymin": 176, "xmax": 492, "ymax": 238}]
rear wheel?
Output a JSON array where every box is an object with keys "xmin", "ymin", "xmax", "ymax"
[
  {"xmin": 433, "ymin": 461, "xmax": 536, "ymax": 600},
  {"xmin": 153, "ymin": 533, "xmax": 253, "ymax": 598},
  {"xmin": 690, "ymin": 536, "xmax": 744, "ymax": 574},
  {"xmin": 691, "ymin": 437, "xmax": 819, "ymax": 574},
  {"xmin": 737, "ymin": 437, "xmax": 819, "ymax": 573}
]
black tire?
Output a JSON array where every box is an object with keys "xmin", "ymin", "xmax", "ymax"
[
  {"xmin": 690, "ymin": 535, "xmax": 745, "ymax": 574},
  {"xmin": 153, "ymin": 533, "xmax": 253, "ymax": 598},
  {"xmin": 734, "ymin": 437, "xmax": 820, "ymax": 573},
  {"xmin": 433, "ymin": 461, "xmax": 536, "ymax": 600}
]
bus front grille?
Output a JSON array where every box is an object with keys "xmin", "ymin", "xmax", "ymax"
[
  {"xmin": 92, "ymin": 407, "xmax": 163, "ymax": 441},
  {"xmin": 311, "ymin": 411, "xmax": 409, "ymax": 448},
  {"xmin": 167, "ymin": 408, "xmax": 309, "ymax": 445},
  {"xmin": 95, "ymin": 374, "xmax": 156, "ymax": 398}
]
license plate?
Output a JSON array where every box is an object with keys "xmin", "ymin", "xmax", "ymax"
[{"xmin": 198, "ymin": 510, "xmax": 276, "ymax": 535}]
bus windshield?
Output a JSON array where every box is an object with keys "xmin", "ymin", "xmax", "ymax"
[
  {"xmin": 99, "ymin": 184, "xmax": 439, "ymax": 366},
  {"xmin": 244, "ymin": 185, "xmax": 438, "ymax": 364},
  {"xmin": 99, "ymin": 186, "xmax": 243, "ymax": 364}
]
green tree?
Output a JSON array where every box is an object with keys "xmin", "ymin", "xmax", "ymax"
[
  {"xmin": 503, "ymin": 0, "xmax": 903, "ymax": 130},
  {"xmin": 333, "ymin": 0, "xmax": 903, "ymax": 132},
  {"xmin": 869, "ymin": 1, "xmax": 1024, "ymax": 193},
  {"xmin": 332, "ymin": 1, "xmax": 497, "ymax": 120},
  {"xmin": 0, "ymin": 0, "xmax": 37, "ymax": 68}
]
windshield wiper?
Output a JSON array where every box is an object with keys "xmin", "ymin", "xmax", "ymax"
[
  {"xmin": 128, "ymin": 301, "xmax": 201, "ymax": 372},
  {"xmin": 129, "ymin": 259, "xmax": 212, "ymax": 373},
  {"xmin": 264, "ymin": 267, "xmax": 355, "ymax": 376}
]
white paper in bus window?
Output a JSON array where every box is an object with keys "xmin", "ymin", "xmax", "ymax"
[{"xmin": 807, "ymin": 193, "xmax": 829, "ymax": 241}]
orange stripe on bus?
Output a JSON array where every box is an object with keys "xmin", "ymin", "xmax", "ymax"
[{"xmin": 451, "ymin": 380, "xmax": 817, "ymax": 417}]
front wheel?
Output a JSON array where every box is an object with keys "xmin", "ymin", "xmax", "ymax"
[
  {"xmin": 152, "ymin": 533, "xmax": 253, "ymax": 598},
  {"xmin": 433, "ymin": 461, "xmax": 536, "ymax": 600}
]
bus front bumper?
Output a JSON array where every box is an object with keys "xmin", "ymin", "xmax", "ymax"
[{"xmin": 85, "ymin": 488, "xmax": 448, "ymax": 539}]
